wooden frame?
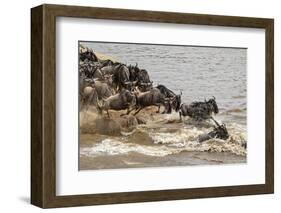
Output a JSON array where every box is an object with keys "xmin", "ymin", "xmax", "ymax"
[{"xmin": 31, "ymin": 4, "xmax": 274, "ymax": 208}]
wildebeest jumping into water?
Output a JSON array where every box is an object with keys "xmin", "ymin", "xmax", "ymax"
[
  {"xmin": 179, "ymin": 97, "xmax": 219, "ymax": 121},
  {"xmin": 79, "ymin": 77, "xmax": 114, "ymax": 111},
  {"xmin": 156, "ymin": 84, "xmax": 182, "ymax": 114},
  {"xmin": 132, "ymin": 88, "xmax": 171, "ymax": 115},
  {"xmin": 198, "ymin": 117, "xmax": 229, "ymax": 142},
  {"xmin": 97, "ymin": 89, "xmax": 136, "ymax": 118}
]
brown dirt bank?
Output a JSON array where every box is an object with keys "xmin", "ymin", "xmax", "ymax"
[{"xmin": 80, "ymin": 106, "xmax": 175, "ymax": 136}]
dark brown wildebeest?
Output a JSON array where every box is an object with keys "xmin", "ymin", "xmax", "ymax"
[
  {"xmin": 128, "ymin": 64, "xmax": 153, "ymax": 92},
  {"xmin": 80, "ymin": 48, "xmax": 98, "ymax": 62},
  {"xmin": 99, "ymin": 59, "xmax": 115, "ymax": 68},
  {"xmin": 132, "ymin": 88, "xmax": 170, "ymax": 115},
  {"xmin": 179, "ymin": 97, "xmax": 219, "ymax": 121},
  {"xmin": 100, "ymin": 62, "xmax": 121, "ymax": 76},
  {"xmin": 93, "ymin": 80, "xmax": 113, "ymax": 101},
  {"xmin": 79, "ymin": 77, "xmax": 113, "ymax": 110},
  {"xmin": 198, "ymin": 117, "xmax": 229, "ymax": 142},
  {"xmin": 79, "ymin": 77, "xmax": 95, "ymax": 111},
  {"xmin": 97, "ymin": 89, "xmax": 136, "ymax": 118},
  {"xmin": 79, "ymin": 62, "xmax": 104, "ymax": 80},
  {"xmin": 112, "ymin": 64, "xmax": 138, "ymax": 92},
  {"xmin": 156, "ymin": 84, "xmax": 182, "ymax": 113}
]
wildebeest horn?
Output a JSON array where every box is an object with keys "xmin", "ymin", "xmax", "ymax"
[
  {"xmin": 212, "ymin": 96, "xmax": 216, "ymax": 100},
  {"xmin": 124, "ymin": 82, "xmax": 130, "ymax": 85},
  {"xmin": 139, "ymin": 82, "xmax": 152, "ymax": 86},
  {"xmin": 180, "ymin": 90, "xmax": 183, "ymax": 95},
  {"xmin": 136, "ymin": 63, "xmax": 138, "ymax": 67}
]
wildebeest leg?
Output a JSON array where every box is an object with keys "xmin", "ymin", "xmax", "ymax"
[
  {"xmin": 162, "ymin": 102, "xmax": 171, "ymax": 114},
  {"xmin": 134, "ymin": 107, "xmax": 144, "ymax": 116},
  {"xmin": 126, "ymin": 107, "xmax": 135, "ymax": 115},
  {"xmin": 156, "ymin": 105, "xmax": 161, "ymax": 113},
  {"xmin": 179, "ymin": 111, "xmax": 182, "ymax": 121},
  {"xmin": 167, "ymin": 102, "xmax": 172, "ymax": 114},
  {"xmin": 107, "ymin": 110, "xmax": 110, "ymax": 118},
  {"xmin": 120, "ymin": 108, "xmax": 133, "ymax": 116}
]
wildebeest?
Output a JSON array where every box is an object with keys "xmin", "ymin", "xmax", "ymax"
[
  {"xmin": 179, "ymin": 97, "xmax": 219, "ymax": 121},
  {"xmin": 79, "ymin": 77, "xmax": 95, "ymax": 111},
  {"xmin": 156, "ymin": 84, "xmax": 182, "ymax": 113},
  {"xmin": 80, "ymin": 86, "xmax": 96, "ymax": 111},
  {"xmin": 97, "ymin": 89, "xmax": 136, "ymax": 118},
  {"xmin": 80, "ymin": 48, "xmax": 98, "ymax": 62},
  {"xmin": 100, "ymin": 62, "xmax": 122, "ymax": 75},
  {"xmin": 112, "ymin": 64, "xmax": 137, "ymax": 92},
  {"xmin": 84, "ymin": 80, "xmax": 113, "ymax": 107},
  {"xmin": 79, "ymin": 77, "xmax": 114, "ymax": 109},
  {"xmin": 99, "ymin": 59, "xmax": 115, "ymax": 67},
  {"xmin": 132, "ymin": 88, "xmax": 170, "ymax": 115},
  {"xmin": 128, "ymin": 64, "xmax": 153, "ymax": 92},
  {"xmin": 79, "ymin": 62, "xmax": 104, "ymax": 80},
  {"xmin": 198, "ymin": 118, "xmax": 229, "ymax": 142}
]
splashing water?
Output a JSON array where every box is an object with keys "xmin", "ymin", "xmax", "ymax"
[{"xmin": 80, "ymin": 120, "xmax": 247, "ymax": 159}]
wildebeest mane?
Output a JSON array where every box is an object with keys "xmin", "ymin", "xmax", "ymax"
[{"xmin": 156, "ymin": 85, "xmax": 176, "ymax": 98}]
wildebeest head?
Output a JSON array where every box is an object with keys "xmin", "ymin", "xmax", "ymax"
[
  {"xmin": 112, "ymin": 64, "xmax": 131, "ymax": 91},
  {"xmin": 207, "ymin": 96, "xmax": 219, "ymax": 114},
  {"xmin": 123, "ymin": 81, "xmax": 138, "ymax": 92},
  {"xmin": 103, "ymin": 74, "xmax": 113, "ymax": 86},
  {"xmin": 137, "ymin": 69, "xmax": 153, "ymax": 92},
  {"xmin": 128, "ymin": 63, "xmax": 140, "ymax": 81},
  {"xmin": 138, "ymin": 82, "xmax": 153, "ymax": 92},
  {"xmin": 214, "ymin": 123, "xmax": 229, "ymax": 140},
  {"xmin": 121, "ymin": 89, "xmax": 136, "ymax": 106},
  {"xmin": 127, "ymin": 64, "xmax": 152, "ymax": 92}
]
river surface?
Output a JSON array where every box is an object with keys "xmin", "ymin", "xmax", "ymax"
[{"xmin": 79, "ymin": 41, "xmax": 247, "ymax": 170}]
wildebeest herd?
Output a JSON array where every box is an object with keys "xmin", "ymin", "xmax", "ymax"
[{"xmin": 79, "ymin": 47, "xmax": 229, "ymax": 142}]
